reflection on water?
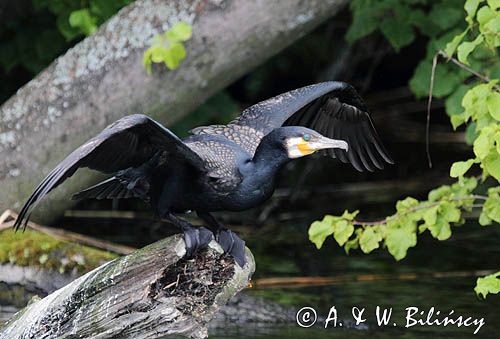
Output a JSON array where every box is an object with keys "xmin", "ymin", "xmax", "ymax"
[{"xmin": 1, "ymin": 221, "xmax": 499, "ymax": 338}]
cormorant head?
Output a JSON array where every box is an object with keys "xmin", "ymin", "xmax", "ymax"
[{"xmin": 273, "ymin": 126, "xmax": 348, "ymax": 159}]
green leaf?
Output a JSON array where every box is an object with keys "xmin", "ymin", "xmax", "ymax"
[
  {"xmin": 380, "ymin": 17, "xmax": 415, "ymax": 52},
  {"xmin": 441, "ymin": 201, "xmax": 461, "ymax": 222},
  {"xmin": 143, "ymin": 50, "xmax": 153, "ymax": 74},
  {"xmin": 308, "ymin": 216, "xmax": 335, "ymax": 249},
  {"xmin": 57, "ymin": 14, "xmax": 81, "ymax": 41},
  {"xmin": 453, "ymin": 176, "xmax": 478, "ymax": 194},
  {"xmin": 477, "ymin": 5, "xmax": 495, "ymax": 29},
  {"xmin": 487, "ymin": 91, "xmax": 500, "ymax": 120},
  {"xmin": 396, "ymin": 197, "xmax": 419, "ymax": 212},
  {"xmin": 480, "ymin": 189, "xmax": 500, "ymax": 224},
  {"xmin": 465, "ymin": 122, "xmax": 479, "ymax": 144},
  {"xmin": 457, "ymin": 35, "xmax": 484, "ymax": 65},
  {"xmin": 143, "ymin": 22, "xmax": 192, "ymax": 74},
  {"xmin": 496, "ymin": 132, "xmax": 500, "ymax": 154},
  {"xmin": 429, "ymin": 218, "xmax": 452, "ymax": 240},
  {"xmin": 344, "ymin": 236, "xmax": 359, "ymax": 254},
  {"xmin": 385, "ymin": 224, "xmax": 417, "ymax": 261},
  {"xmin": 166, "ymin": 22, "xmax": 193, "ymax": 42},
  {"xmin": 429, "ymin": 5, "xmax": 463, "ymax": 30},
  {"xmin": 444, "ymin": 30, "xmax": 468, "ymax": 57},
  {"xmin": 445, "ymin": 84, "xmax": 470, "ymax": 117},
  {"xmin": 163, "ymin": 43, "xmax": 186, "ymax": 69},
  {"xmin": 474, "ymin": 131, "xmax": 492, "ymax": 159},
  {"xmin": 345, "ymin": 5, "xmax": 380, "ymax": 43},
  {"xmin": 487, "ymin": 0, "xmax": 500, "ymax": 10},
  {"xmin": 359, "ymin": 227, "xmax": 382, "ymax": 253},
  {"xmin": 332, "ymin": 220, "xmax": 354, "ymax": 246},
  {"xmin": 423, "ymin": 205, "xmax": 439, "ymax": 226},
  {"xmin": 69, "ymin": 9, "xmax": 98, "ymax": 36},
  {"xmin": 450, "ymin": 159, "xmax": 475, "ymax": 177},
  {"xmin": 450, "ymin": 113, "xmax": 468, "ymax": 129},
  {"xmin": 410, "ymin": 61, "xmax": 462, "ymax": 98},
  {"xmin": 429, "ymin": 185, "xmax": 452, "ymax": 202},
  {"xmin": 484, "ymin": 152, "xmax": 500, "ymax": 182},
  {"xmin": 341, "ymin": 209, "xmax": 360, "ymax": 221},
  {"xmin": 479, "ymin": 209, "xmax": 492, "ymax": 225},
  {"xmin": 422, "ymin": 201, "xmax": 459, "ymax": 240},
  {"xmin": 475, "ymin": 272, "xmax": 500, "ymax": 298},
  {"xmin": 170, "ymin": 42, "xmax": 187, "ymax": 61},
  {"xmin": 465, "ymin": 0, "xmax": 482, "ymax": 21}
]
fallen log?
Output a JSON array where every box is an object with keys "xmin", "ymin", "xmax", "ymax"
[
  {"xmin": 0, "ymin": 234, "xmax": 255, "ymax": 339},
  {"xmin": 0, "ymin": 0, "xmax": 347, "ymax": 224}
]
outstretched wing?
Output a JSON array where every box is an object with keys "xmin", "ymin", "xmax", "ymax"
[
  {"xmin": 191, "ymin": 81, "xmax": 393, "ymax": 172},
  {"xmin": 14, "ymin": 114, "xmax": 205, "ymax": 231}
]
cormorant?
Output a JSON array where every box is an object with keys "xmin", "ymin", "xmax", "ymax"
[{"xmin": 14, "ymin": 81, "xmax": 393, "ymax": 266}]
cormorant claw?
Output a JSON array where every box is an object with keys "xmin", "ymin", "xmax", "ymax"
[
  {"xmin": 216, "ymin": 229, "xmax": 246, "ymax": 267},
  {"xmin": 182, "ymin": 226, "xmax": 214, "ymax": 259}
]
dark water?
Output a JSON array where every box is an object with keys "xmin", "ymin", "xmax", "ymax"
[
  {"xmin": 1, "ymin": 220, "xmax": 498, "ymax": 338},
  {"xmin": 210, "ymin": 220, "xmax": 500, "ymax": 338}
]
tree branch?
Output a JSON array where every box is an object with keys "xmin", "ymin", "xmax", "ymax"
[
  {"xmin": 0, "ymin": 234, "xmax": 255, "ymax": 339},
  {"xmin": 353, "ymin": 195, "xmax": 487, "ymax": 226}
]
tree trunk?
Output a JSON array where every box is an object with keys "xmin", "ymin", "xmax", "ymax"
[
  {"xmin": 0, "ymin": 234, "xmax": 255, "ymax": 339},
  {"xmin": 0, "ymin": 0, "xmax": 347, "ymax": 224}
]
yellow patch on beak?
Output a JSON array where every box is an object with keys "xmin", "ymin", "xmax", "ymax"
[{"xmin": 297, "ymin": 141, "xmax": 316, "ymax": 155}]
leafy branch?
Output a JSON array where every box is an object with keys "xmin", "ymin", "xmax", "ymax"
[
  {"xmin": 311, "ymin": 0, "xmax": 500, "ymax": 298},
  {"xmin": 352, "ymin": 194, "xmax": 487, "ymax": 226}
]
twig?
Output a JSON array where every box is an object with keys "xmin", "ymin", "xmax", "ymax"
[
  {"xmin": 425, "ymin": 50, "xmax": 500, "ymax": 169},
  {"xmin": 353, "ymin": 195, "xmax": 487, "ymax": 226},
  {"xmin": 0, "ymin": 209, "xmax": 135, "ymax": 255},
  {"xmin": 438, "ymin": 51, "xmax": 497, "ymax": 87},
  {"xmin": 255, "ymin": 269, "xmax": 497, "ymax": 288},
  {"xmin": 426, "ymin": 53, "xmax": 439, "ymax": 168}
]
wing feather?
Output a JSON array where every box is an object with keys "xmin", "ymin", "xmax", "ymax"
[
  {"xmin": 14, "ymin": 114, "xmax": 204, "ymax": 230},
  {"xmin": 190, "ymin": 81, "xmax": 393, "ymax": 172}
]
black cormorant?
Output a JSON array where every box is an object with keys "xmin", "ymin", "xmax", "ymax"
[{"xmin": 14, "ymin": 82, "xmax": 393, "ymax": 266}]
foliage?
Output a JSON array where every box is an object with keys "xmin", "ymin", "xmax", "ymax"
[
  {"xmin": 143, "ymin": 22, "xmax": 193, "ymax": 74},
  {"xmin": 0, "ymin": 0, "xmax": 133, "ymax": 102},
  {"xmin": 311, "ymin": 0, "xmax": 500, "ymax": 297},
  {"xmin": 33, "ymin": 0, "xmax": 134, "ymax": 41},
  {"xmin": 475, "ymin": 272, "xmax": 500, "ymax": 299},
  {"xmin": 0, "ymin": 0, "xmax": 133, "ymax": 73}
]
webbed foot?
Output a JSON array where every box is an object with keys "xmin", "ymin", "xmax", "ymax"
[
  {"xmin": 182, "ymin": 225, "xmax": 214, "ymax": 259},
  {"xmin": 217, "ymin": 228, "xmax": 246, "ymax": 267}
]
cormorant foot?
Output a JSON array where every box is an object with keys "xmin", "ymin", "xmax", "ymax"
[
  {"xmin": 182, "ymin": 226, "xmax": 214, "ymax": 259},
  {"xmin": 216, "ymin": 229, "xmax": 246, "ymax": 267}
]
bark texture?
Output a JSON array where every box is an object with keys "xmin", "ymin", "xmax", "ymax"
[
  {"xmin": 0, "ymin": 234, "xmax": 255, "ymax": 339},
  {"xmin": 0, "ymin": 0, "xmax": 347, "ymax": 224}
]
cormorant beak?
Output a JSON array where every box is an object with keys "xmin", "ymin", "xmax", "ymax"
[
  {"xmin": 286, "ymin": 135, "xmax": 348, "ymax": 159},
  {"xmin": 308, "ymin": 135, "xmax": 349, "ymax": 153}
]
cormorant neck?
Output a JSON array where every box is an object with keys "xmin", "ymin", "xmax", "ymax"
[{"xmin": 251, "ymin": 135, "xmax": 290, "ymax": 176}]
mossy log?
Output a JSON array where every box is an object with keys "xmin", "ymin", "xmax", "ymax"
[
  {"xmin": 0, "ymin": 0, "xmax": 347, "ymax": 224},
  {"xmin": 0, "ymin": 234, "xmax": 255, "ymax": 339}
]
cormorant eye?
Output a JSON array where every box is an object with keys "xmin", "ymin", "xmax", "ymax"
[{"xmin": 302, "ymin": 134, "xmax": 311, "ymax": 141}]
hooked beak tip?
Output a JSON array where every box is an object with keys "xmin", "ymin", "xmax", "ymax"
[{"xmin": 317, "ymin": 137, "xmax": 348, "ymax": 152}]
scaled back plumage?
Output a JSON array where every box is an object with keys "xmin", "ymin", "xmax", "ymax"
[{"xmin": 190, "ymin": 81, "xmax": 393, "ymax": 171}]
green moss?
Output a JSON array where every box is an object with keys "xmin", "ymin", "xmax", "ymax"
[{"xmin": 0, "ymin": 229, "xmax": 118, "ymax": 273}]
